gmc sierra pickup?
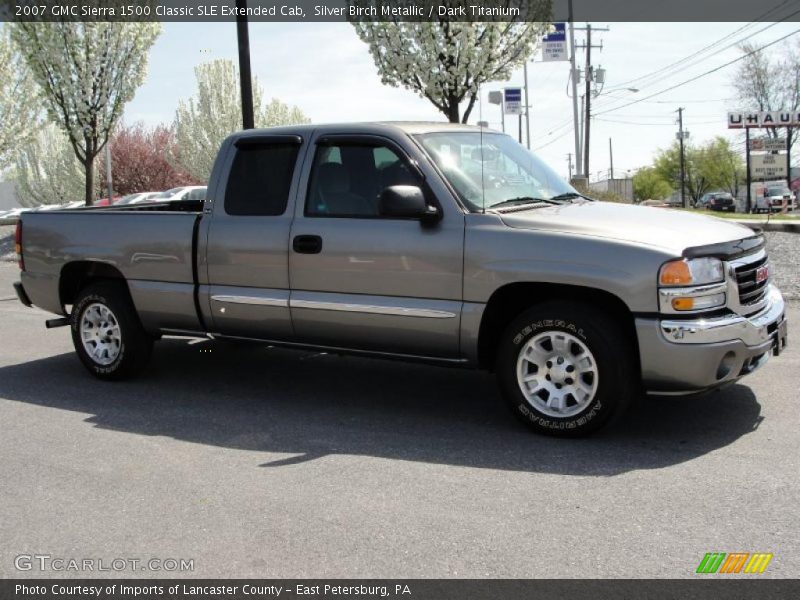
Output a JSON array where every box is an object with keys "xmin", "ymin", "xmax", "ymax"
[{"xmin": 13, "ymin": 122, "xmax": 788, "ymax": 435}]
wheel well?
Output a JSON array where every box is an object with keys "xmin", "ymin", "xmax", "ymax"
[
  {"xmin": 477, "ymin": 282, "xmax": 640, "ymax": 371},
  {"xmin": 59, "ymin": 261, "xmax": 127, "ymax": 309}
]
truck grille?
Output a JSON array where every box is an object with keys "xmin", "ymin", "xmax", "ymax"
[{"xmin": 735, "ymin": 254, "xmax": 769, "ymax": 308}]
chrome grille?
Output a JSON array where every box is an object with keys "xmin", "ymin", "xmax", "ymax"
[{"xmin": 735, "ymin": 253, "xmax": 769, "ymax": 309}]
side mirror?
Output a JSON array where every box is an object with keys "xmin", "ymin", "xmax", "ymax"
[{"xmin": 379, "ymin": 185, "xmax": 440, "ymax": 222}]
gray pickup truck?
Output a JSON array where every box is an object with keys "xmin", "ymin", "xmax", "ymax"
[{"xmin": 13, "ymin": 122, "xmax": 788, "ymax": 435}]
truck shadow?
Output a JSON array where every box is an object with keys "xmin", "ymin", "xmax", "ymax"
[{"xmin": 0, "ymin": 338, "xmax": 764, "ymax": 476}]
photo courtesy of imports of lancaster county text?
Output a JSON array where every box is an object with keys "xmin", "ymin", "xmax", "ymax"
[{"xmin": 2, "ymin": 0, "xmax": 800, "ymax": 597}]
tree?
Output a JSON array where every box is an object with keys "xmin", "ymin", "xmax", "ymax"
[
  {"xmin": 10, "ymin": 122, "xmax": 86, "ymax": 207},
  {"xmin": 697, "ymin": 137, "xmax": 745, "ymax": 198},
  {"xmin": 733, "ymin": 39, "xmax": 800, "ymax": 154},
  {"xmin": 0, "ymin": 26, "xmax": 40, "ymax": 170},
  {"xmin": 351, "ymin": 4, "xmax": 551, "ymax": 123},
  {"xmin": 632, "ymin": 167, "xmax": 672, "ymax": 201},
  {"xmin": 11, "ymin": 20, "xmax": 161, "ymax": 204},
  {"xmin": 174, "ymin": 59, "xmax": 310, "ymax": 182},
  {"xmin": 653, "ymin": 138, "xmax": 744, "ymax": 203},
  {"xmin": 98, "ymin": 122, "xmax": 200, "ymax": 196}
]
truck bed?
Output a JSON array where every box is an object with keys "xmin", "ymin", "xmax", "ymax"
[{"xmin": 19, "ymin": 206, "xmax": 203, "ymax": 330}]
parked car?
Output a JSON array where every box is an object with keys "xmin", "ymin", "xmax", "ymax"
[
  {"xmin": 697, "ymin": 192, "xmax": 735, "ymax": 212},
  {"xmin": 94, "ymin": 196, "xmax": 121, "ymax": 207},
  {"xmin": 13, "ymin": 123, "xmax": 788, "ymax": 437},
  {"xmin": 753, "ymin": 185, "xmax": 795, "ymax": 213},
  {"xmin": 151, "ymin": 186, "xmax": 207, "ymax": 203},
  {"xmin": 115, "ymin": 192, "xmax": 163, "ymax": 205}
]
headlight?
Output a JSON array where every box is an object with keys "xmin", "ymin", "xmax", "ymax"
[
  {"xmin": 659, "ymin": 257, "xmax": 727, "ymax": 313},
  {"xmin": 659, "ymin": 257, "xmax": 724, "ymax": 286}
]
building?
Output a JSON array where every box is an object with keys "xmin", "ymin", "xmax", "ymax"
[
  {"xmin": 588, "ymin": 178, "xmax": 634, "ymax": 203},
  {"xmin": 0, "ymin": 181, "xmax": 19, "ymax": 210}
]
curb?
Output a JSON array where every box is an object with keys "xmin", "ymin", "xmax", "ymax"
[{"xmin": 734, "ymin": 220, "xmax": 800, "ymax": 233}]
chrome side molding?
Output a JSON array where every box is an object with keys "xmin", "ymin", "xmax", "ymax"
[
  {"xmin": 290, "ymin": 299, "xmax": 457, "ymax": 319},
  {"xmin": 211, "ymin": 295, "xmax": 288, "ymax": 308}
]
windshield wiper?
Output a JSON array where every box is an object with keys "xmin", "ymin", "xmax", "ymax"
[
  {"xmin": 488, "ymin": 197, "xmax": 557, "ymax": 209},
  {"xmin": 548, "ymin": 192, "xmax": 583, "ymax": 202}
]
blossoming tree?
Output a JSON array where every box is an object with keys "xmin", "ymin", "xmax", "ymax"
[
  {"xmin": 351, "ymin": 4, "xmax": 551, "ymax": 123},
  {"xmin": 11, "ymin": 122, "xmax": 85, "ymax": 207},
  {"xmin": 0, "ymin": 26, "xmax": 39, "ymax": 170},
  {"xmin": 11, "ymin": 22, "xmax": 161, "ymax": 204},
  {"xmin": 174, "ymin": 59, "xmax": 310, "ymax": 182}
]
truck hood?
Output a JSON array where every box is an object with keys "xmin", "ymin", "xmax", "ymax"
[{"xmin": 499, "ymin": 200, "xmax": 756, "ymax": 254}]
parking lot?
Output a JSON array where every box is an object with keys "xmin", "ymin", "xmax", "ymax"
[{"xmin": 0, "ymin": 261, "xmax": 798, "ymax": 579}]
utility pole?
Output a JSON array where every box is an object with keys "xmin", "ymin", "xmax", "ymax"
[
  {"xmin": 235, "ymin": 0, "xmax": 255, "ymax": 130},
  {"xmin": 568, "ymin": 0, "xmax": 582, "ymax": 181},
  {"xmin": 567, "ymin": 153, "xmax": 573, "ymax": 180},
  {"xmin": 579, "ymin": 95, "xmax": 585, "ymax": 173},
  {"xmin": 608, "ymin": 137, "xmax": 614, "ymax": 179},
  {"xmin": 583, "ymin": 24, "xmax": 592, "ymax": 178},
  {"xmin": 677, "ymin": 107, "xmax": 687, "ymax": 208},
  {"xmin": 523, "ymin": 61, "xmax": 531, "ymax": 149},
  {"xmin": 575, "ymin": 23, "xmax": 607, "ymax": 179},
  {"xmin": 745, "ymin": 127, "xmax": 752, "ymax": 213},
  {"xmin": 104, "ymin": 141, "xmax": 113, "ymax": 201}
]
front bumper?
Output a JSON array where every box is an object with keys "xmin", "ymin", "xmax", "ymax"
[{"xmin": 637, "ymin": 285, "xmax": 787, "ymax": 394}]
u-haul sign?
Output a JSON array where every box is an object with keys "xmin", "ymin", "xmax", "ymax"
[{"xmin": 728, "ymin": 111, "xmax": 800, "ymax": 128}]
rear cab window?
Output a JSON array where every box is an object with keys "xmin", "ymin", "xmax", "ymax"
[{"xmin": 224, "ymin": 142, "xmax": 301, "ymax": 216}]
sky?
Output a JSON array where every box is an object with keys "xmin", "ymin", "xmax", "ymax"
[{"xmin": 124, "ymin": 21, "xmax": 800, "ymax": 181}]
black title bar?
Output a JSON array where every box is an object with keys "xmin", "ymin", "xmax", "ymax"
[
  {"xmin": 4, "ymin": 0, "xmax": 800, "ymax": 22},
  {"xmin": 3, "ymin": 579, "xmax": 800, "ymax": 600}
]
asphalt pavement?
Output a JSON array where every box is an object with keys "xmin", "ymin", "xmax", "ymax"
[{"xmin": 0, "ymin": 262, "xmax": 798, "ymax": 579}]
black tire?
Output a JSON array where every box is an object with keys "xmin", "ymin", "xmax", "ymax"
[
  {"xmin": 496, "ymin": 301, "xmax": 637, "ymax": 437},
  {"xmin": 70, "ymin": 281, "xmax": 153, "ymax": 380}
]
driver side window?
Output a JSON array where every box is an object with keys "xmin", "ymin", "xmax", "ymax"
[{"xmin": 305, "ymin": 142, "xmax": 421, "ymax": 218}]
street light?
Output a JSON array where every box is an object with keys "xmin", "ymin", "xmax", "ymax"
[
  {"xmin": 235, "ymin": 0, "xmax": 254, "ymax": 130},
  {"xmin": 488, "ymin": 90, "xmax": 504, "ymax": 132}
]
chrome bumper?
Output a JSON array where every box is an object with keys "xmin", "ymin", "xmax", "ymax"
[
  {"xmin": 636, "ymin": 285, "xmax": 787, "ymax": 395},
  {"xmin": 660, "ymin": 285, "xmax": 785, "ymax": 346}
]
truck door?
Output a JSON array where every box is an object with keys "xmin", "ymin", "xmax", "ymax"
[
  {"xmin": 203, "ymin": 135, "xmax": 304, "ymax": 339},
  {"xmin": 288, "ymin": 134, "xmax": 464, "ymax": 357}
]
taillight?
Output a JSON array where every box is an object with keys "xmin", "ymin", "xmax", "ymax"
[{"xmin": 14, "ymin": 220, "xmax": 23, "ymax": 271}]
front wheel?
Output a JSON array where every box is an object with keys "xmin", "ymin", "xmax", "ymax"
[
  {"xmin": 71, "ymin": 282, "xmax": 153, "ymax": 380},
  {"xmin": 496, "ymin": 302, "xmax": 638, "ymax": 436}
]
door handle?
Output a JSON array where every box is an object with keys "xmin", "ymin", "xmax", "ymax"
[{"xmin": 293, "ymin": 235, "xmax": 323, "ymax": 254}]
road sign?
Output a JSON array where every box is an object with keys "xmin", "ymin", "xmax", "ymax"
[
  {"xmin": 542, "ymin": 23, "xmax": 567, "ymax": 62},
  {"xmin": 728, "ymin": 111, "xmax": 800, "ymax": 128},
  {"xmin": 750, "ymin": 154, "xmax": 788, "ymax": 179},
  {"xmin": 749, "ymin": 137, "xmax": 786, "ymax": 152},
  {"xmin": 504, "ymin": 88, "xmax": 522, "ymax": 115}
]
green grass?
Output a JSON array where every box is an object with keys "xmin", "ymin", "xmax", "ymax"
[{"xmin": 668, "ymin": 208, "xmax": 798, "ymax": 221}]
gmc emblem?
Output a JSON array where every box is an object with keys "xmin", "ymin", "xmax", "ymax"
[{"xmin": 755, "ymin": 265, "xmax": 769, "ymax": 284}]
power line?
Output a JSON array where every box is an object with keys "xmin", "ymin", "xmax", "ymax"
[
  {"xmin": 607, "ymin": 2, "xmax": 792, "ymax": 91},
  {"xmin": 592, "ymin": 15, "xmax": 799, "ymax": 114},
  {"xmin": 592, "ymin": 29, "xmax": 800, "ymax": 118}
]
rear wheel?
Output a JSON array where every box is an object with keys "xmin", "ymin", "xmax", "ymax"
[
  {"xmin": 496, "ymin": 302, "xmax": 637, "ymax": 436},
  {"xmin": 71, "ymin": 282, "xmax": 153, "ymax": 380}
]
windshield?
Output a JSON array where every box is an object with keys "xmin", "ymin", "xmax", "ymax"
[
  {"xmin": 767, "ymin": 187, "xmax": 790, "ymax": 196},
  {"xmin": 415, "ymin": 132, "xmax": 576, "ymax": 211}
]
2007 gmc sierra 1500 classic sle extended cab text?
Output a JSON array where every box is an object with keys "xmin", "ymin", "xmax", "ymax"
[{"xmin": 12, "ymin": 123, "xmax": 789, "ymax": 435}]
